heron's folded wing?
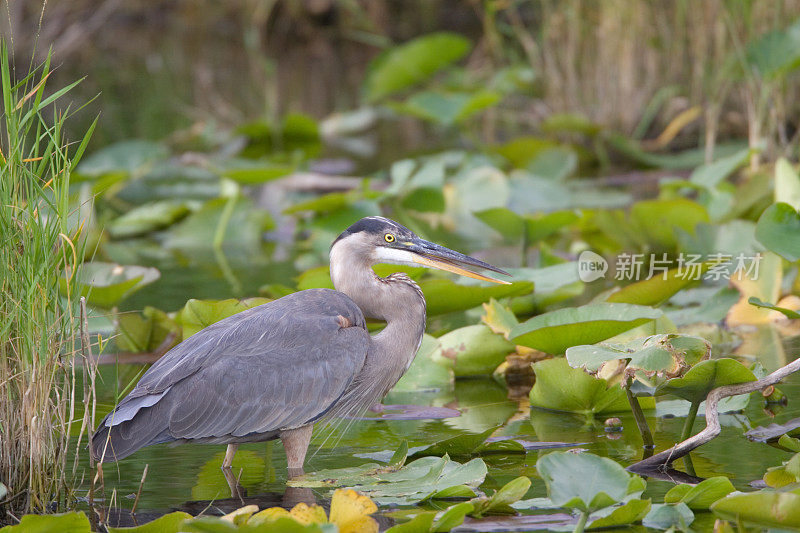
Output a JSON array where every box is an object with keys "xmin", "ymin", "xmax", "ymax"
[{"xmin": 102, "ymin": 289, "xmax": 369, "ymax": 437}]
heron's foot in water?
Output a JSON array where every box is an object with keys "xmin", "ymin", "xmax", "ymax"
[{"xmin": 221, "ymin": 466, "xmax": 246, "ymax": 502}]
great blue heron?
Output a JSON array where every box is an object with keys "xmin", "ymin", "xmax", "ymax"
[{"xmin": 91, "ymin": 216, "xmax": 509, "ymax": 477}]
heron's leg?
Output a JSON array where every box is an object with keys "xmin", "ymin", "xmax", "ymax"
[
  {"xmin": 223, "ymin": 443, "xmax": 239, "ymax": 469},
  {"xmin": 281, "ymin": 425, "xmax": 313, "ymax": 478}
]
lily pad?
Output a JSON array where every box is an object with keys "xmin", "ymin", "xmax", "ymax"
[
  {"xmin": 536, "ymin": 452, "xmax": 641, "ymax": 513},
  {"xmin": 566, "ymin": 334, "xmax": 709, "ymax": 378},
  {"xmin": 655, "ymin": 358, "xmax": 756, "ymax": 403},
  {"xmin": 364, "ymin": 33, "xmax": 471, "ymax": 102},
  {"xmin": 530, "ymin": 358, "xmax": 645, "ymax": 416},
  {"xmin": 0, "ymin": 511, "xmax": 91, "ymax": 532},
  {"xmin": 748, "ymin": 296, "xmax": 800, "ymax": 319},
  {"xmin": 510, "ymin": 303, "xmax": 662, "ymax": 354},
  {"xmin": 643, "ymin": 503, "xmax": 694, "ymax": 530},
  {"xmin": 755, "ymin": 202, "xmax": 800, "ymax": 261},
  {"xmin": 177, "ymin": 297, "xmax": 271, "ymax": 338},
  {"xmin": 107, "ymin": 200, "xmax": 194, "ymax": 239},
  {"xmin": 430, "ymin": 324, "xmax": 515, "ymax": 376},
  {"xmin": 393, "ymin": 90, "xmax": 500, "ymax": 126},
  {"xmin": 481, "ymin": 298, "xmax": 519, "ymax": 339},
  {"xmin": 77, "ymin": 139, "xmax": 168, "ymax": 178},
  {"xmin": 469, "ymin": 477, "xmax": 531, "ymax": 517},
  {"xmin": 289, "ymin": 456, "xmax": 487, "ymax": 505},
  {"xmin": 711, "ymin": 489, "xmax": 800, "ymax": 529},
  {"xmin": 108, "ymin": 512, "xmax": 192, "ymax": 532},
  {"xmin": 605, "ymin": 267, "xmax": 703, "ymax": 307},
  {"xmin": 587, "ymin": 499, "xmax": 651, "ymax": 529},
  {"xmin": 116, "ymin": 306, "xmax": 179, "ymax": 353},
  {"xmin": 69, "ymin": 262, "xmax": 160, "ymax": 309},
  {"xmin": 420, "ymin": 278, "xmax": 533, "ymax": 317},
  {"xmin": 392, "ymin": 334, "xmax": 453, "ymax": 392},
  {"xmin": 664, "ymin": 476, "xmax": 735, "ymax": 510}
]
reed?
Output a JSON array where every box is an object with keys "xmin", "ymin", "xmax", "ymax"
[{"xmin": 0, "ymin": 40, "xmax": 96, "ymax": 516}]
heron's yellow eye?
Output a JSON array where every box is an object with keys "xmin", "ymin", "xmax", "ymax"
[{"xmin": 384, "ymin": 233, "xmax": 395, "ymax": 243}]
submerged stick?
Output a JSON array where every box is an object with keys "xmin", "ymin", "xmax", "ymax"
[{"xmin": 630, "ymin": 357, "xmax": 800, "ymax": 472}]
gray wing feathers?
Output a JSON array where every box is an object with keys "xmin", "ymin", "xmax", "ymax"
[{"xmin": 94, "ymin": 289, "xmax": 369, "ymax": 460}]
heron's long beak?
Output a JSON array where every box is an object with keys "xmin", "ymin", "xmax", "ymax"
[{"xmin": 405, "ymin": 238, "xmax": 511, "ymax": 285}]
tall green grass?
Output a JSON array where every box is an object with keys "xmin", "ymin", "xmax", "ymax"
[{"xmin": 0, "ymin": 40, "xmax": 97, "ymax": 515}]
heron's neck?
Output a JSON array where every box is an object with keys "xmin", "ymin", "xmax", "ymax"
[{"xmin": 330, "ymin": 249, "xmax": 426, "ymax": 384}]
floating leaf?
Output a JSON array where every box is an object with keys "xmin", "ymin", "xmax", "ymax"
[
  {"xmin": 566, "ymin": 334, "xmax": 709, "ymax": 379},
  {"xmin": 430, "ymin": 324, "xmax": 514, "ymax": 376},
  {"xmin": 655, "ymin": 358, "xmax": 756, "ymax": 404},
  {"xmin": 606, "ymin": 267, "xmax": 703, "ymax": 307},
  {"xmin": 420, "ymin": 278, "xmax": 533, "ymax": 317},
  {"xmin": 392, "ymin": 335, "xmax": 453, "ymax": 392},
  {"xmin": 289, "ymin": 456, "xmax": 487, "ymax": 505},
  {"xmin": 747, "ymin": 296, "xmax": 800, "ymax": 319},
  {"xmin": 643, "ymin": 503, "xmax": 694, "ymax": 530},
  {"xmin": 536, "ymin": 452, "xmax": 640, "ymax": 513},
  {"xmin": 510, "ymin": 303, "xmax": 662, "ymax": 354},
  {"xmin": 530, "ymin": 358, "xmax": 639, "ymax": 416},
  {"xmin": 0, "ymin": 512, "xmax": 91, "ymax": 533},
  {"xmin": 481, "ymin": 298, "xmax": 519, "ymax": 339},
  {"xmin": 711, "ymin": 490, "xmax": 800, "ymax": 529},
  {"xmin": 177, "ymin": 297, "xmax": 271, "ymax": 338},
  {"xmin": 69, "ymin": 262, "xmax": 160, "ymax": 309},
  {"xmin": 393, "ymin": 90, "xmax": 500, "ymax": 126},
  {"xmin": 587, "ymin": 499, "xmax": 651, "ymax": 529},
  {"xmin": 664, "ymin": 477, "xmax": 735, "ymax": 510},
  {"xmin": 107, "ymin": 512, "xmax": 192, "ymax": 532},
  {"xmin": 77, "ymin": 140, "xmax": 168, "ymax": 178},
  {"xmin": 755, "ymin": 202, "xmax": 800, "ymax": 261},
  {"xmin": 689, "ymin": 148, "xmax": 750, "ymax": 188},
  {"xmin": 364, "ymin": 33, "xmax": 471, "ymax": 101},
  {"xmin": 470, "ymin": 477, "xmax": 532, "ymax": 517},
  {"xmin": 107, "ymin": 200, "xmax": 194, "ymax": 239},
  {"xmin": 116, "ymin": 306, "xmax": 179, "ymax": 353}
]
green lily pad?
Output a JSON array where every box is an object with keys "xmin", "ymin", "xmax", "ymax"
[
  {"xmin": 655, "ymin": 358, "xmax": 756, "ymax": 403},
  {"xmin": 430, "ymin": 324, "xmax": 515, "ymax": 376},
  {"xmin": 566, "ymin": 334, "xmax": 709, "ymax": 377},
  {"xmin": 107, "ymin": 200, "xmax": 195, "ymax": 239},
  {"xmin": 364, "ymin": 33, "xmax": 471, "ymax": 102},
  {"xmin": 470, "ymin": 476, "xmax": 532, "ymax": 517},
  {"xmin": 606, "ymin": 267, "xmax": 703, "ymax": 307},
  {"xmin": 177, "ymin": 297, "xmax": 271, "ymax": 338},
  {"xmin": 536, "ymin": 452, "xmax": 640, "ymax": 513},
  {"xmin": 69, "ymin": 262, "xmax": 160, "ymax": 309},
  {"xmin": 77, "ymin": 139, "xmax": 168, "ymax": 178},
  {"xmin": 530, "ymin": 358, "xmax": 643, "ymax": 416},
  {"xmin": 421, "ymin": 278, "xmax": 533, "ymax": 317},
  {"xmin": 510, "ymin": 303, "xmax": 662, "ymax": 354},
  {"xmin": 748, "ymin": 296, "xmax": 800, "ymax": 319},
  {"xmin": 643, "ymin": 503, "xmax": 694, "ymax": 530},
  {"xmin": 755, "ymin": 202, "xmax": 800, "ymax": 261},
  {"xmin": 113, "ymin": 163, "xmax": 223, "ymax": 205},
  {"xmin": 108, "ymin": 511, "xmax": 192, "ymax": 533},
  {"xmin": 163, "ymin": 196, "xmax": 274, "ymax": 250},
  {"xmin": 588, "ymin": 499, "xmax": 651, "ymax": 529},
  {"xmin": 711, "ymin": 489, "xmax": 800, "ymax": 529},
  {"xmin": 392, "ymin": 334, "xmax": 453, "ymax": 392},
  {"xmin": 476, "ymin": 207, "xmax": 579, "ymax": 243},
  {"xmin": 0, "ymin": 511, "xmax": 91, "ymax": 532},
  {"xmin": 763, "ymin": 453, "xmax": 800, "ymax": 488},
  {"xmin": 664, "ymin": 476, "xmax": 735, "ymax": 510},
  {"xmin": 481, "ymin": 298, "xmax": 519, "ymax": 339},
  {"xmin": 289, "ymin": 456, "xmax": 487, "ymax": 505},
  {"xmin": 116, "ymin": 306, "xmax": 179, "ymax": 353},
  {"xmin": 393, "ymin": 90, "xmax": 500, "ymax": 126}
]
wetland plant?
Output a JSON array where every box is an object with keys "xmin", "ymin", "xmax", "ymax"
[{"xmin": 0, "ymin": 42, "xmax": 95, "ymax": 515}]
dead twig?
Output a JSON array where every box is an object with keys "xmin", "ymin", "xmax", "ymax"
[
  {"xmin": 630, "ymin": 357, "xmax": 800, "ymax": 473},
  {"xmin": 131, "ymin": 464, "xmax": 148, "ymax": 514}
]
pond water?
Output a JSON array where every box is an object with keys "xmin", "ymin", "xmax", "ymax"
[{"xmin": 75, "ymin": 321, "xmax": 800, "ymax": 531}]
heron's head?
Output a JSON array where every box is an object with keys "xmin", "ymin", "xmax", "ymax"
[{"xmin": 330, "ymin": 216, "xmax": 510, "ymax": 284}]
